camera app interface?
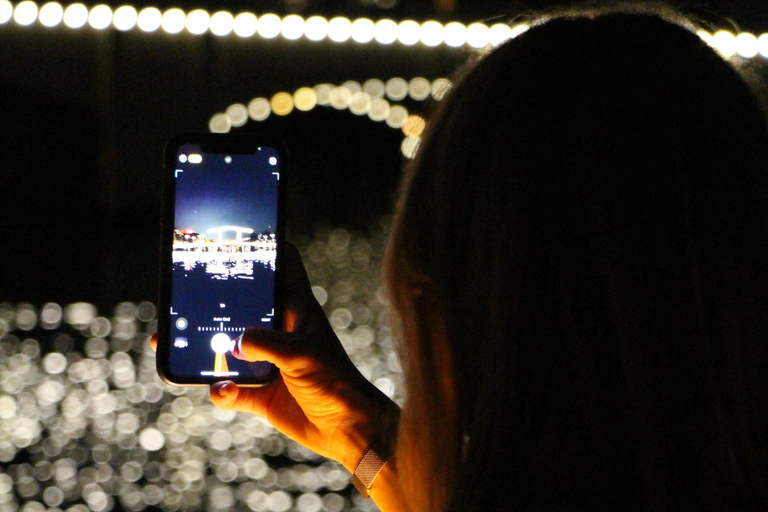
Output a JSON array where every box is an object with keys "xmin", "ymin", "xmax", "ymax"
[{"xmin": 168, "ymin": 144, "xmax": 280, "ymax": 380}]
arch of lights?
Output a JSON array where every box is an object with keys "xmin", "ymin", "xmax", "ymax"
[
  {"xmin": 207, "ymin": 77, "xmax": 452, "ymax": 159},
  {"xmin": 1, "ymin": 0, "xmax": 768, "ymax": 58}
]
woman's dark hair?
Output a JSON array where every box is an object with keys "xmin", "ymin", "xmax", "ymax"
[{"xmin": 384, "ymin": 5, "xmax": 768, "ymax": 511}]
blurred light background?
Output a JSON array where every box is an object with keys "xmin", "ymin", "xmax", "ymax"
[{"xmin": 1, "ymin": 0, "xmax": 767, "ymax": 511}]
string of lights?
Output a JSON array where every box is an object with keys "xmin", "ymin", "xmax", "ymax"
[
  {"xmin": 207, "ymin": 77, "xmax": 451, "ymax": 159},
  {"xmin": 2, "ymin": 0, "xmax": 767, "ymax": 57}
]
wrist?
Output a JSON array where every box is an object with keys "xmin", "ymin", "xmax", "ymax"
[{"xmin": 339, "ymin": 395, "xmax": 400, "ymax": 473}]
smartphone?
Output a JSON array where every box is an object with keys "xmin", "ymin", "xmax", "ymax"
[{"xmin": 156, "ymin": 133, "xmax": 286, "ymax": 386}]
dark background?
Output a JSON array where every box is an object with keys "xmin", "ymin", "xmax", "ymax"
[{"xmin": 1, "ymin": 0, "xmax": 767, "ymax": 310}]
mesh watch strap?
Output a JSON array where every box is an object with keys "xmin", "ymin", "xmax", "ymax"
[{"xmin": 351, "ymin": 446, "xmax": 388, "ymax": 499}]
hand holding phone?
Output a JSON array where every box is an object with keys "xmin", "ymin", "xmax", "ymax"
[{"xmin": 156, "ymin": 133, "xmax": 287, "ymax": 386}]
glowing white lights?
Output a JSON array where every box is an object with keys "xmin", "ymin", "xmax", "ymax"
[
  {"xmin": 374, "ymin": 18, "xmax": 398, "ymax": 44},
  {"xmin": 210, "ymin": 10, "xmax": 233, "ymax": 36},
  {"xmin": 185, "ymin": 9, "xmax": 209, "ymax": 35},
  {"xmin": 467, "ymin": 22, "xmax": 491, "ymax": 48},
  {"xmin": 13, "ymin": 1, "xmax": 38, "ymax": 26},
  {"xmin": 38, "ymin": 2, "xmax": 64, "ymax": 27},
  {"xmin": 735, "ymin": 32, "xmax": 758, "ymax": 58},
  {"xmin": 328, "ymin": 16, "xmax": 352, "ymax": 42},
  {"xmin": 444, "ymin": 22, "xmax": 467, "ymax": 47},
  {"xmin": 136, "ymin": 6, "xmax": 160, "ymax": 32},
  {"xmin": 293, "ymin": 87, "xmax": 317, "ymax": 111},
  {"xmin": 420, "ymin": 20, "xmax": 443, "ymax": 46},
  {"xmin": 363, "ymin": 78, "xmax": 386, "ymax": 98},
  {"xmin": 280, "ymin": 14, "xmax": 304, "ymax": 40},
  {"xmin": 88, "ymin": 5, "xmax": 112, "ymax": 30},
  {"xmin": 0, "ymin": 0, "xmax": 13, "ymax": 24},
  {"xmin": 397, "ymin": 19, "xmax": 420, "ymax": 45},
  {"xmin": 713, "ymin": 30, "xmax": 737, "ymax": 57},
  {"xmin": 225, "ymin": 103, "xmax": 248, "ymax": 127},
  {"xmin": 257, "ymin": 13, "xmax": 281, "ymax": 39},
  {"xmin": 63, "ymin": 2, "xmax": 87, "ymax": 28},
  {"xmin": 248, "ymin": 97, "xmax": 271, "ymax": 121},
  {"xmin": 489, "ymin": 23, "xmax": 513, "ymax": 46},
  {"xmin": 209, "ymin": 113, "xmax": 231, "ymax": 133},
  {"xmin": 161, "ymin": 8, "xmax": 185, "ymax": 34},
  {"xmin": 408, "ymin": 77, "xmax": 431, "ymax": 100},
  {"xmin": 233, "ymin": 11, "xmax": 256, "ymax": 37},
  {"xmin": 351, "ymin": 17, "xmax": 374, "ymax": 43},
  {"xmin": 112, "ymin": 5, "xmax": 137, "ymax": 31},
  {"xmin": 349, "ymin": 92, "xmax": 372, "ymax": 115},
  {"xmin": 304, "ymin": 15, "xmax": 327, "ymax": 41},
  {"xmin": 0, "ymin": 1, "xmax": 763, "ymax": 59},
  {"xmin": 385, "ymin": 77, "xmax": 408, "ymax": 101}
]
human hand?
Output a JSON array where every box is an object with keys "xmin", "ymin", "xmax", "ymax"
[{"xmin": 205, "ymin": 243, "xmax": 399, "ymax": 472}]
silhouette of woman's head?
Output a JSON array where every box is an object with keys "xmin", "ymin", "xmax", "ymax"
[{"xmin": 385, "ymin": 6, "xmax": 768, "ymax": 511}]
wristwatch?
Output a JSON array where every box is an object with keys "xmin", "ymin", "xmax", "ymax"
[{"xmin": 351, "ymin": 445, "xmax": 388, "ymax": 498}]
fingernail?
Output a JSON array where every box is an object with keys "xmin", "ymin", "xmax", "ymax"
[
  {"xmin": 231, "ymin": 333, "xmax": 243, "ymax": 357},
  {"xmin": 218, "ymin": 381, "xmax": 234, "ymax": 398}
]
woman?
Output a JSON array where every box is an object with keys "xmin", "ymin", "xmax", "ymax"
[{"xmin": 208, "ymin": 5, "xmax": 768, "ymax": 511}]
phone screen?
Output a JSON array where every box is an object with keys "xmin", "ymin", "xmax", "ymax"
[{"xmin": 158, "ymin": 135, "xmax": 284, "ymax": 385}]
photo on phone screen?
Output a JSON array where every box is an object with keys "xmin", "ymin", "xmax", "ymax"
[{"xmin": 157, "ymin": 134, "xmax": 286, "ymax": 386}]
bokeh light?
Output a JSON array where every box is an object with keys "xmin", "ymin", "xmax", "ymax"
[
  {"xmin": 233, "ymin": 12, "xmax": 257, "ymax": 37},
  {"xmin": 735, "ymin": 32, "xmax": 758, "ymax": 57},
  {"xmin": 367, "ymin": 97, "xmax": 390, "ymax": 122},
  {"xmin": 136, "ymin": 6, "xmax": 161, "ymax": 32},
  {"xmin": 257, "ymin": 13, "xmax": 281, "ymax": 39},
  {"xmin": 466, "ymin": 22, "xmax": 490, "ymax": 48},
  {"xmin": 304, "ymin": 15, "xmax": 327, "ymax": 41},
  {"xmin": 402, "ymin": 114, "xmax": 426, "ymax": 137},
  {"xmin": 408, "ymin": 77, "xmax": 431, "ymax": 101},
  {"xmin": 248, "ymin": 97, "xmax": 271, "ymax": 121},
  {"xmin": 443, "ymin": 21, "xmax": 467, "ymax": 47},
  {"xmin": 226, "ymin": 103, "xmax": 249, "ymax": 127},
  {"xmin": 431, "ymin": 77, "xmax": 452, "ymax": 100},
  {"xmin": 713, "ymin": 30, "xmax": 737, "ymax": 57},
  {"xmin": 401, "ymin": 135, "xmax": 421, "ymax": 159},
  {"xmin": 186, "ymin": 9, "xmax": 210, "ymax": 35},
  {"xmin": 328, "ymin": 16, "xmax": 352, "ymax": 42},
  {"xmin": 329, "ymin": 86, "xmax": 352, "ymax": 109},
  {"xmin": 13, "ymin": 0, "xmax": 37, "ymax": 26},
  {"xmin": 294, "ymin": 87, "xmax": 318, "ymax": 111},
  {"xmin": 87, "ymin": 4, "xmax": 111, "ymax": 30},
  {"xmin": 210, "ymin": 10, "xmax": 233, "ymax": 36},
  {"xmin": 112, "ymin": 5, "xmax": 137, "ymax": 31},
  {"xmin": 271, "ymin": 91, "xmax": 294, "ymax": 116},
  {"xmin": 0, "ymin": 0, "xmax": 12, "ymax": 23},
  {"xmin": 385, "ymin": 77, "xmax": 408, "ymax": 101},
  {"xmin": 420, "ymin": 20, "xmax": 443, "ymax": 46},
  {"xmin": 489, "ymin": 23, "xmax": 512, "ymax": 46},
  {"xmin": 386, "ymin": 104, "xmax": 408, "ymax": 128},
  {"xmin": 209, "ymin": 113, "xmax": 231, "ymax": 133},
  {"xmin": 374, "ymin": 18, "xmax": 397, "ymax": 44},
  {"xmin": 348, "ymin": 92, "xmax": 372, "ymax": 115},
  {"xmin": 397, "ymin": 19, "xmax": 420, "ymax": 45},
  {"xmin": 351, "ymin": 17, "xmax": 374, "ymax": 43},
  {"xmin": 760, "ymin": 33, "xmax": 768, "ymax": 58},
  {"xmin": 280, "ymin": 14, "xmax": 304, "ymax": 40},
  {"xmin": 160, "ymin": 8, "xmax": 185, "ymax": 34}
]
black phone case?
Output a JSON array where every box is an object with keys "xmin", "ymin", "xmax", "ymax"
[{"xmin": 156, "ymin": 133, "xmax": 287, "ymax": 386}]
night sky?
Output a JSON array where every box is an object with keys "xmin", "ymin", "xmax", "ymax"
[{"xmin": 173, "ymin": 144, "xmax": 280, "ymax": 237}]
